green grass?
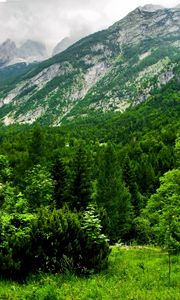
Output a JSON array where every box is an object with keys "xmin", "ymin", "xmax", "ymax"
[{"xmin": 0, "ymin": 246, "xmax": 179, "ymax": 299}]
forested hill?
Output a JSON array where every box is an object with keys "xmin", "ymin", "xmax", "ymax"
[
  {"xmin": 0, "ymin": 5, "xmax": 179, "ymax": 125},
  {"xmin": 0, "ymin": 76, "xmax": 179, "ymax": 215},
  {"xmin": 0, "ymin": 5, "xmax": 180, "ymax": 280},
  {"xmin": 0, "ymin": 64, "xmax": 179, "ymax": 279}
]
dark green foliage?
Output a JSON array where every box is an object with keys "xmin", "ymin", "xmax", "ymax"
[
  {"xmin": 24, "ymin": 164, "xmax": 54, "ymax": 210},
  {"xmin": 31, "ymin": 206, "xmax": 109, "ymax": 274},
  {"xmin": 174, "ymin": 137, "xmax": 180, "ymax": 168},
  {"xmin": 0, "ymin": 77, "xmax": 179, "ymax": 279},
  {"xmin": 122, "ymin": 154, "xmax": 144, "ymax": 215},
  {"xmin": 0, "ymin": 63, "xmax": 35, "ymax": 89},
  {"xmin": 67, "ymin": 143, "xmax": 92, "ymax": 211},
  {"xmin": 0, "ymin": 155, "xmax": 12, "ymax": 183},
  {"xmin": 0, "ymin": 210, "xmax": 35, "ymax": 279},
  {"xmin": 0, "ymin": 205, "xmax": 110, "ymax": 279},
  {"xmin": 96, "ymin": 143, "xmax": 133, "ymax": 242},
  {"xmin": 51, "ymin": 157, "xmax": 67, "ymax": 208},
  {"xmin": 28, "ymin": 125, "xmax": 45, "ymax": 166}
]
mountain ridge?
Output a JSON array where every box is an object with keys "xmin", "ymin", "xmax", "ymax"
[
  {"xmin": 0, "ymin": 5, "xmax": 179, "ymax": 126},
  {"xmin": 0, "ymin": 39, "xmax": 48, "ymax": 68}
]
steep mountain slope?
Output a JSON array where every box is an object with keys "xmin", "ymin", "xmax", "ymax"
[
  {"xmin": 0, "ymin": 63, "xmax": 37, "ymax": 89},
  {"xmin": 0, "ymin": 5, "xmax": 179, "ymax": 126}
]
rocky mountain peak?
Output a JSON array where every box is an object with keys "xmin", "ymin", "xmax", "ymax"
[
  {"xmin": 110, "ymin": 5, "xmax": 180, "ymax": 47},
  {"xmin": 52, "ymin": 37, "xmax": 75, "ymax": 56},
  {"xmin": 0, "ymin": 39, "xmax": 17, "ymax": 66},
  {"xmin": 0, "ymin": 39, "xmax": 16, "ymax": 50},
  {"xmin": 139, "ymin": 4, "xmax": 164, "ymax": 12},
  {"xmin": 18, "ymin": 40, "xmax": 48, "ymax": 61},
  {"xmin": 0, "ymin": 39, "xmax": 47, "ymax": 67}
]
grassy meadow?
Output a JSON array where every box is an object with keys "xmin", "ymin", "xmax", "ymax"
[{"xmin": 0, "ymin": 246, "xmax": 179, "ymax": 300}]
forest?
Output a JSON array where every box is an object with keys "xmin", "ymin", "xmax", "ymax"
[{"xmin": 0, "ymin": 77, "xmax": 179, "ymax": 282}]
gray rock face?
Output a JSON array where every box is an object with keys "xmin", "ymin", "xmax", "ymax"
[
  {"xmin": 0, "ymin": 39, "xmax": 48, "ymax": 67},
  {"xmin": 139, "ymin": 4, "xmax": 164, "ymax": 12},
  {"xmin": 18, "ymin": 40, "xmax": 48, "ymax": 62},
  {"xmin": 52, "ymin": 37, "xmax": 75, "ymax": 56},
  {"xmin": 0, "ymin": 39, "xmax": 17, "ymax": 67},
  {"xmin": 110, "ymin": 6, "xmax": 180, "ymax": 46}
]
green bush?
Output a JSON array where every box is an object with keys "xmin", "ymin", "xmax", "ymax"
[
  {"xmin": 0, "ymin": 205, "xmax": 110, "ymax": 279},
  {"xmin": 30, "ymin": 205, "xmax": 110, "ymax": 275},
  {"xmin": 0, "ymin": 211, "xmax": 35, "ymax": 279}
]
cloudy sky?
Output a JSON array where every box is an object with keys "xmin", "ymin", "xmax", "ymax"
[{"xmin": 0, "ymin": 0, "xmax": 179, "ymax": 52}]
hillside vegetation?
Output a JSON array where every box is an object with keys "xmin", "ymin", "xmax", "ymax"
[
  {"xmin": 0, "ymin": 6, "xmax": 179, "ymax": 298},
  {"xmin": 0, "ymin": 78, "xmax": 179, "ymax": 281},
  {"xmin": 0, "ymin": 6, "xmax": 179, "ymax": 125}
]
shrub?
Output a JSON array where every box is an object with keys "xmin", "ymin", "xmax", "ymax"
[
  {"xmin": 30, "ymin": 205, "xmax": 110, "ymax": 274},
  {"xmin": 0, "ymin": 205, "xmax": 110, "ymax": 279},
  {"xmin": 0, "ymin": 211, "xmax": 35, "ymax": 279}
]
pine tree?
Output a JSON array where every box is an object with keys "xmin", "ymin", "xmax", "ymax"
[
  {"xmin": 68, "ymin": 143, "xmax": 92, "ymax": 211},
  {"xmin": 122, "ymin": 154, "xmax": 144, "ymax": 216},
  {"xmin": 28, "ymin": 125, "xmax": 45, "ymax": 166},
  {"xmin": 96, "ymin": 143, "xmax": 133, "ymax": 242},
  {"xmin": 51, "ymin": 156, "xmax": 67, "ymax": 208}
]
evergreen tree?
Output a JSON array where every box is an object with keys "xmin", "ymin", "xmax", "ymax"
[
  {"xmin": 138, "ymin": 153, "xmax": 156, "ymax": 195},
  {"xmin": 174, "ymin": 137, "xmax": 180, "ymax": 168},
  {"xmin": 68, "ymin": 143, "xmax": 92, "ymax": 211},
  {"xmin": 96, "ymin": 143, "xmax": 133, "ymax": 242},
  {"xmin": 51, "ymin": 156, "xmax": 67, "ymax": 208},
  {"xmin": 122, "ymin": 154, "xmax": 144, "ymax": 216},
  {"xmin": 28, "ymin": 125, "xmax": 45, "ymax": 166}
]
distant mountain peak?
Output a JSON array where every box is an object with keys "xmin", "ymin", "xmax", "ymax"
[
  {"xmin": 19, "ymin": 39, "xmax": 47, "ymax": 60},
  {"xmin": 1, "ymin": 39, "xmax": 16, "ymax": 48},
  {"xmin": 139, "ymin": 4, "xmax": 164, "ymax": 12},
  {"xmin": 52, "ymin": 37, "xmax": 76, "ymax": 56},
  {"xmin": 0, "ymin": 39, "xmax": 47, "ymax": 68}
]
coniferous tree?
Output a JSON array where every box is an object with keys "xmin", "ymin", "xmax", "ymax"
[
  {"xmin": 68, "ymin": 143, "xmax": 92, "ymax": 211},
  {"xmin": 174, "ymin": 137, "xmax": 180, "ymax": 169},
  {"xmin": 96, "ymin": 143, "xmax": 133, "ymax": 242},
  {"xmin": 137, "ymin": 153, "xmax": 156, "ymax": 195},
  {"xmin": 122, "ymin": 154, "xmax": 144, "ymax": 216},
  {"xmin": 51, "ymin": 156, "xmax": 67, "ymax": 208},
  {"xmin": 28, "ymin": 125, "xmax": 45, "ymax": 166}
]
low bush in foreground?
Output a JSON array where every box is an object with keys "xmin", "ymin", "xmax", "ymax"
[{"xmin": 0, "ymin": 205, "xmax": 110, "ymax": 279}]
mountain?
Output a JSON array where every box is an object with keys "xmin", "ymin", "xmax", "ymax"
[
  {"xmin": 139, "ymin": 4, "xmax": 164, "ymax": 12},
  {"xmin": 0, "ymin": 39, "xmax": 17, "ymax": 68},
  {"xmin": 17, "ymin": 40, "xmax": 48, "ymax": 63},
  {"xmin": 0, "ymin": 39, "xmax": 48, "ymax": 68},
  {"xmin": 0, "ymin": 5, "xmax": 179, "ymax": 126},
  {"xmin": 52, "ymin": 37, "xmax": 76, "ymax": 56}
]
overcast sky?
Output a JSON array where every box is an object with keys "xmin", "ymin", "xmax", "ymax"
[{"xmin": 0, "ymin": 0, "xmax": 179, "ymax": 52}]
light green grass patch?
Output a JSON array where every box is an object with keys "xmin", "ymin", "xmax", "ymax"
[{"xmin": 0, "ymin": 246, "xmax": 179, "ymax": 299}]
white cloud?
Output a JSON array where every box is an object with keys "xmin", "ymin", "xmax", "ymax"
[{"xmin": 0, "ymin": 0, "xmax": 179, "ymax": 51}]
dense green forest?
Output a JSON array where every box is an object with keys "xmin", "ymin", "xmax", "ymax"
[{"xmin": 0, "ymin": 78, "xmax": 179, "ymax": 279}]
